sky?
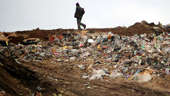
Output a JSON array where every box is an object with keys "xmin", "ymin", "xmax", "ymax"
[{"xmin": 0, "ymin": 0, "xmax": 170, "ymax": 32}]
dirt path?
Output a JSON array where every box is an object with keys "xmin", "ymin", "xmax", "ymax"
[{"xmin": 20, "ymin": 60, "xmax": 170, "ymax": 96}]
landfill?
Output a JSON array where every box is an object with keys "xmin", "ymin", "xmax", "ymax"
[
  {"xmin": 0, "ymin": 22, "xmax": 169, "ymax": 81},
  {"xmin": 0, "ymin": 21, "xmax": 170, "ymax": 95}
]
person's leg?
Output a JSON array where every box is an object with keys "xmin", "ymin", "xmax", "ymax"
[
  {"xmin": 79, "ymin": 17, "xmax": 86, "ymax": 29},
  {"xmin": 80, "ymin": 22, "xmax": 86, "ymax": 29},
  {"xmin": 77, "ymin": 18, "xmax": 81, "ymax": 30}
]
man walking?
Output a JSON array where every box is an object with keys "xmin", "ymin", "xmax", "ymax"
[{"xmin": 74, "ymin": 3, "xmax": 86, "ymax": 30}]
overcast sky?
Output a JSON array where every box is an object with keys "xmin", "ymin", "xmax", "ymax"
[{"xmin": 0, "ymin": 0, "xmax": 170, "ymax": 32}]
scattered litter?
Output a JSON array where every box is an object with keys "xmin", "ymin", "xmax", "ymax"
[
  {"xmin": 165, "ymin": 68, "xmax": 170, "ymax": 75},
  {"xmin": 132, "ymin": 69, "xmax": 153, "ymax": 82},
  {"xmin": 78, "ymin": 64, "xmax": 85, "ymax": 70},
  {"xmin": 110, "ymin": 70, "xmax": 123, "ymax": 79},
  {"xmin": 89, "ymin": 69, "xmax": 108, "ymax": 80}
]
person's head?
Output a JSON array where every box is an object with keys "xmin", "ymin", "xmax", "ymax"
[{"xmin": 76, "ymin": 2, "xmax": 80, "ymax": 7}]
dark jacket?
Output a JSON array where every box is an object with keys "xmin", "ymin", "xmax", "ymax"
[{"xmin": 74, "ymin": 6, "xmax": 85, "ymax": 19}]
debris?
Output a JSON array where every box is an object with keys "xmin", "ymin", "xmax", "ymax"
[
  {"xmin": 0, "ymin": 21, "xmax": 169, "ymax": 82},
  {"xmin": 165, "ymin": 68, "xmax": 170, "ymax": 75},
  {"xmin": 0, "ymin": 21, "xmax": 170, "ymax": 95},
  {"xmin": 110, "ymin": 70, "xmax": 123, "ymax": 79},
  {"xmin": 132, "ymin": 69, "xmax": 153, "ymax": 82},
  {"xmin": 78, "ymin": 64, "xmax": 85, "ymax": 70},
  {"xmin": 70, "ymin": 57, "xmax": 76, "ymax": 61},
  {"xmin": 22, "ymin": 38, "xmax": 40, "ymax": 45},
  {"xmin": 88, "ymin": 39, "xmax": 94, "ymax": 43},
  {"xmin": 89, "ymin": 69, "xmax": 108, "ymax": 80}
]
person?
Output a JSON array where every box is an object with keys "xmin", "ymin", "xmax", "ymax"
[{"xmin": 74, "ymin": 3, "xmax": 86, "ymax": 30}]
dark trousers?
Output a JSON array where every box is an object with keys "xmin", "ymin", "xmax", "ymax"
[{"xmin": 77, "ymin": 18, "xmax": 86, "ymax": 30}]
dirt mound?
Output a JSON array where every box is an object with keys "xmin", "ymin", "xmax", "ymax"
[
  {"xmin": 1, "ymin": 21, "xmax": 164, "ymax": 44},
  {"xmin": 126, "ymin": 22, "xmax": 154, "ymax": 35}
]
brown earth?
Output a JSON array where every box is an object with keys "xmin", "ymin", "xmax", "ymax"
[
  {"xmin": 1, "ymin": 55, "xmax": 170, "ymax": 96},
  {"xmin": 0, "ymin": 21, "xmax": 170, "ymax": 96},
  {"xmin": 22, "ymin": 59, "xmax": 170, "ymax": 96},
  {"xmin": 1, "ymin": 21, "xmax": 168, "ymax": 44}
]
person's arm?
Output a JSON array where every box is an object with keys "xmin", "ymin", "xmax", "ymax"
[{"xmin": 74, "ymin": 8, "xmax": 78, "ymax": 18}]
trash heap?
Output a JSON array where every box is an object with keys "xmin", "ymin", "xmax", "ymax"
[
  {"xmin": 0, "ymin": 22, "xmax": 169, "ymax": 83},
  {"xmin": 0, "ymin": 41, "xmax": 52, "ymax": 62},
  {"xmin": 60, "ymin": 31, "xmax": 169, "ymax": 82}
]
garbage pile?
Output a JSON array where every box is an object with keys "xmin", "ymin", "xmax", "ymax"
[
  {"xmin": 0, "ymin": 41, "xmax": 52, "ymax": 62},
  {"xmin": 0, "ymin": 22, "xmax": 169, "ymax": 83},
  {"xmin": 69, "ymin": 31, "xmax": 169, "ymax": 82}
]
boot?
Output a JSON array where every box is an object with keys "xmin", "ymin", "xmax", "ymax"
[{"xmin": 83, "ymin": 24, "xmax": 86, "ymax": 29}]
